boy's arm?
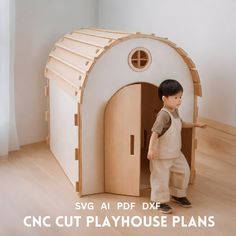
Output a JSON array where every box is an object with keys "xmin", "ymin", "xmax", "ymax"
[
  {"xmin": 182, "ymin": 121, "xmax": 207, "ymax": 128},
  {"xmin": 147, "ymin": 132, "xmax": 159, "ymax": 160}
]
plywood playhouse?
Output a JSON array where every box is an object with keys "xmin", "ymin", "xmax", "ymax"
[{"xmin": 44, "ymin": 28, "xmax": 202, "ymax": 197}]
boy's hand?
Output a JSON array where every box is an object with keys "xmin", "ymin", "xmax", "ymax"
[
  {"xmin": 195, "ymin": 122, "xmax": 207, "ymax": 128},
  {"xmin": 147, "ymin": 149, "xmax": 158, "ymax": 160}
]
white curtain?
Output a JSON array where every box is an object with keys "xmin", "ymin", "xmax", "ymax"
[{"xmin": 0, "ymin": 0, "xmax": 19, "ymax": 157}]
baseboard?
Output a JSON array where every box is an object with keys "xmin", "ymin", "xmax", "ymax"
[{"xmin": 198, "ymin": 117, "xmax": 236, "ymax": 136}]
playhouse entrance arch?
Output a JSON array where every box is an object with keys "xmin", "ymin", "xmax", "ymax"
[{"xmin": 104, "ymin": 82, "xmax": 161, "ymax": 196}]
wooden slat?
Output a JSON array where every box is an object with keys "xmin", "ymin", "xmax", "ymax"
[
  {"xmin": 77, "ymin": 103, "xmax": 82, "ymax": 195},
  {"xmin": 77, "ymin": 89, "xmax": 82, "ymax": 103},
  {"xmin": 190, "ymin": 68, "xmax": 200, "ymax": 83},
  {"xmin": 193, "ymin": 96, "xmax": 198, "ymax": 123},
  {"xmin": 195, "ymin": 139, "xmax": 198, "ymax": 149},
  {"xmin": 183, "ymin": 57, "xmax": 196, "ymax": 68},
  {"xmin": 163, "ymin": 40, "xmax": 177, "ymax": 48},
  {"xmin": 59, "ymin": 38, "xmax": 103, "ymax": 58},
  {"xmin": 49, "ymin": 53, "xmax": 86, "ymax": 74},
  {"xmin": 74, "ymin": 114, "xmax": 79, "ymax": 126},
  {"xmin": 176, "ymin": 47, "xmax": 188, "ymax": 57},
  {"xmin": 80, "ymin": 28, "xmax": 129, "ymax": 40},
  {"xmin": 155, "ymin": 36, "xmax": 177, "ymax": 47},
  {"xmin": 45, "ymin": 111, "xmax": 49, "ymax": 122},
  {"xmin": 75, "ymin": 30, "xmax": 118, "ymax": 40},
  {"xmin": 51, "ymin": 47, "xmax": 92, "ymax": 73},
  {"xmin": 44, "ymin": 85, "xmax": 49, "ymax": 96},
  {"xmin": 76, "ymin": 181, "xmax": 80, "ymax": 192},
  {"xmin": 64, "ymin": 35, "xmax": 105, "ymax": 49},
  {"xmin": 190, "ymin": 169, "xmax": 196, "ymax": 184},
  {"xmin": 55, "ymin": 43, "xmax": 94, "ymax": 60},
  {"xmin": 46, "ymin": 58, "xmax": 85, "ymax": 88},
  {"xmin": 88, "ymin": 27, "xmax": 135, "ymax": 35},
  {"xmin": 194, "ymin": 83, "xmax": 202, "ymax": 97},
  {"xmin": 75, "ymin": 148, "xmax": 79, "ymax": 161},
  {"xmin": 46, "ymin": 65, "xmax": 79, "ymax": 89},
  {"xmin": 195, "ymin": 105, "xmax": 199, "ymax": 117},
  {"xmin": 71, "ymin": 32, "xmax": 114, "ymax": 46},
  {"xmin": 45, "ymin": 67, "xmax": 81, "ymax": 101}
]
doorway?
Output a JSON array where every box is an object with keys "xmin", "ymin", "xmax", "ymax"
[{"xmin": 104, "ymin": 83, "xmax": 162, "ymax": 196}]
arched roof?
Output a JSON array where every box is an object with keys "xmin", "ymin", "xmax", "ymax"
[{"xmin": 45, "ymin": 28, "xmax": 202, "ymax": 102}]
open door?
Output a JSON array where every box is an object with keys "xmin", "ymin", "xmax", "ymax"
[
  {"xmin": 104, "ymin": 82, "xmax": 193, "ymax": 196},
  {"xmin": 140, "ymin": 83, "xmax": 162, "ymax": 191},
  {"xmin": 105, "ymin": 84, "xmax": 141, "ymax": 196},
  {"xmin": 104, "ymin": 83, "xmax": 161, "ymax": 196}
]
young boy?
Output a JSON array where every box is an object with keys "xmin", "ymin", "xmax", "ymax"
[{"xmin": 147, "ymin": 79, "xmax": 206, "ymax": 214}]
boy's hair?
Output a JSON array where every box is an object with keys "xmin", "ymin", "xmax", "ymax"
[{"xmin": 158, "ymin": 79, "xmax": 183, "ymax": 100}]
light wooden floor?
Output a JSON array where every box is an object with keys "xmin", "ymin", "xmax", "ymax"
[{"xmin": 0, "ymin": 127, "xmax": 236, "ymax": 236}]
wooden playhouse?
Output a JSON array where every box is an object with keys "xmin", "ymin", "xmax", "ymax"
[{"xmin": 44, "ymin": 28, "xmax": 202, "ymax": 197}]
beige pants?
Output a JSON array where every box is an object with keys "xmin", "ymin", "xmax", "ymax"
[{"xmin": 150, "ymin": 152, "xmax": 190, "ymax": 203}]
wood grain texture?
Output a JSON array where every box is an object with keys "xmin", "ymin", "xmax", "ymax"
[
  {"xmin": 105, "ymin": 84, "xmax": 141, "ymax": 196},
  {"xmin": 1, "ymin": 125, "xmax": 235, "ymax": 235}
]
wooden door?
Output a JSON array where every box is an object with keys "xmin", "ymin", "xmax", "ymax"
[
  {"xmin": 105, "ymin": 84, "xmax": 141, "ymax": 196},
  {"xmin": 140, "ymin": 83, "xmax": 161, "ymax": 190}
]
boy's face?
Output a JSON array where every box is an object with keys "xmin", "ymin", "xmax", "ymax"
[{"xmin": 162, "ymin": 91, "xmax": 183, "ymax": 110}]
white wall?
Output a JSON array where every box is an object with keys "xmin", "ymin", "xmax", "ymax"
[
  {"xmin": 98, "ymin": 0, "xmax": 236, "ymax": 127},
  {"xmin": 14, "ymin": 0, "xmax": 98, "ymax": 145},
  {"xmin": 14, "ymin": 0, "xmax": 236, "ymax": 146}
]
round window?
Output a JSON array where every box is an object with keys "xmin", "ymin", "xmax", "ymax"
[{"xmin": 128, "ymin": 47, "xmax": 151, "ymax": 72}]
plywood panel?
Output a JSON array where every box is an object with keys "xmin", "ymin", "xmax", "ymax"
[
  {"xmin": 78, "ymin": 29, "xmax": 122, "ymax": 40},
  {"xmin": 80, "ymin": 28, "xmax": 130, "ymax": 40},
  {"xmin": 47, "ymin": 57, "xmax": 85, "ymax": 87},
  {"xmin": 49, "ymin": 79, "xmax": 78, "ymax": 187},
  {"xmin": 51, "ymin": 47, "xmax": 92, "ymax": 72},
  {"xmin": 140, "ymin": 83, "xmax": 162, "ymax": 190},
  {"xmin": 59, "ymin": 38, "xmax": 103, "ymax": 58},
  {"xmin": 55, "ymin": 43, "xmax": 94, "ymax": 60},
  {"xmin": 45, "ymin": 68, "xmax": 79, "ymax": 98},
  {"xmin": 105, "ymin": 84, "xmax": 141, "ymax": 196},
  {"xmin": 71, "ymin": 32, "xmax": 113, "ymax": 47}
]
